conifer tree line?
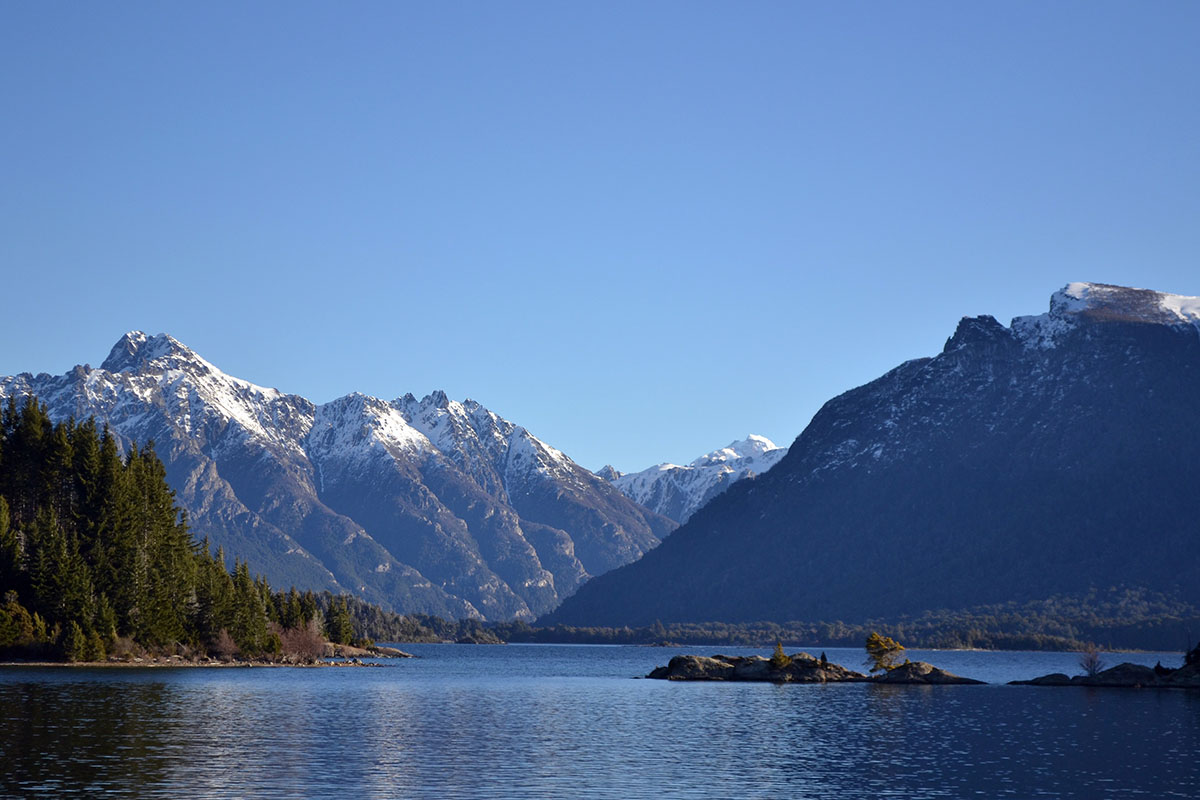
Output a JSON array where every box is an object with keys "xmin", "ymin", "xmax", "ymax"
[{"xmin": 0, "ymin": 396, "xmax": 362, "ymax": 662}]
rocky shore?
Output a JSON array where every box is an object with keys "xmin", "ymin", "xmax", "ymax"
[
  {"xmin": 328, "ymin": 643, "xmax": 415, "ymax": 659},
  {"xmin": 646, "ymin": 652, "xmax": 982, "ymax": 684},
  {"xmin": 650, "ymin": 651, "xmax": 1200, "ymax": 688},
  {"xmin": 1011, "ymin": 661, "xmax": 1200, "ymax": 689}
]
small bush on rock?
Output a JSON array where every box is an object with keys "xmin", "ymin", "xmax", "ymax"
[{"xmin": 770, "ymin": 641, "xmax": 792, "ymax": 670}]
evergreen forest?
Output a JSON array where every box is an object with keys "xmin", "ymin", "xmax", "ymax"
[{"xmin": 0, "ymin": 397, "xmax": 359, "ymax": 662}]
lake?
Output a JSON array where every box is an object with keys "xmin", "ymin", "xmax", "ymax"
[{"xmin": 2, "ymin": 644, "xmax": 1197, "ymax": 798}]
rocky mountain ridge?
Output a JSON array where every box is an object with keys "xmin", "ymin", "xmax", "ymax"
[
  {"xmin": 600, "ymin": 435, "xmax": 787, "ymax": 523},
  {"xmin": 1, "ymin": 332, "xmax": 675, "ymax": 620}
]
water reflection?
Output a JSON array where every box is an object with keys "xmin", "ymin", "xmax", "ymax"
[
  {"xmin": 0, "ymin": 676, "xmax": 176, "ymax": 797},
  {"xmin": 2, "ymin": 649, "xmax": 1199, "ymax": 798}
]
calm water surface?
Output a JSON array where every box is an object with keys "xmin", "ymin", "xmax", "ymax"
[{"xmin": 2, "ymin": 645, "xmax": 1197, "ymax": 798}]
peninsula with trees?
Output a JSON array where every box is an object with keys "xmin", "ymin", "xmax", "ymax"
[{"xmin": 0, "ymin": 396, "xmax": 399, "ymax": 664}]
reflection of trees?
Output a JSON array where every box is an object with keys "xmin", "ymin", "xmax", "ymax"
[{"xmin": 0, "ymin": 677, "xmax": 174, "ymax": 796}]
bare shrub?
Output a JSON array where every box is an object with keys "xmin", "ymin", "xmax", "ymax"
[
  {"xmin": 110, "ymin": 636, "xmax": 139, "ymax": 662},
  {"xmin": 213, "ymin": 629, "xmax": 239, "ymax": 662},
  {"xmin": 277, "ymin": 619, "xmax": 326, "ymax": 664},
  {"xmin": 1079, "ymin": 644, "xmax": 1106, "ymax": 677}
]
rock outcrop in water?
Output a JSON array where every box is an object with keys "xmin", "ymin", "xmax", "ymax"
[
  {"xmin": 646, "ymin": 652, "xmax": 982, "ymax": 684},
  {"xmin": 650, "ymin": 651, "xmax": 1200, "ymax": 688},
  {"xmin": 874, "ymin": 660, "xmax": 985, "ymax": 685},
  {"xmin": 1012, "ymin": 661, "xmax": 1200, "ymax": 689}
]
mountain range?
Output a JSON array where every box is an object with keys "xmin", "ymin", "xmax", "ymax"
[
  {"xmin": 544, "ymin": 282, "xmax": 1200, "ymax": 627},
  {"xmin": 598, "ymin": 435, "xmax": 786, "ymax": 523},
  {"xmin": 0, "ymin": 333, "xmax": 675, "ymax": 620}
]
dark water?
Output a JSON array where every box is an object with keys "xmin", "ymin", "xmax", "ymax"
[{"xmin": 2, "ymin": 645, "xmax": 1197, "ymax": 798}]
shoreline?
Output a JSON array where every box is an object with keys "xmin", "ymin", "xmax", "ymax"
[
  {"xmin": 0, "ymin": 643, "xmax": 415, "ymax": 669},
  {"xmin": 0, "ymin": 658, "xmax": 382, "ymax": 669}
]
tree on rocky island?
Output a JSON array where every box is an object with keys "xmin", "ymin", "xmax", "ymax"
[
  {"xmin": 864, "ymin": 631, "xmax": 906, "ymax": 673},
  {"xmin": 770, "ymin": 640, "xmax": 792, "ymax": 670},
  {"xmin": 1079, "ymin": 643, "xmax": 1106, "ymax": 677}
]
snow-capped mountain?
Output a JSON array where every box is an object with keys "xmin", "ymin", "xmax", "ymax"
[
  {"xmin": 0, "ymin": 332, "xmax": 675, "ymax": 620},
  {"xmin": 546, "ymin": 283, "xmax": 1200, "ymax": 627},
  {"xmin": 601, "ymin": 436, "xmax": 787, "ymax": 523}
]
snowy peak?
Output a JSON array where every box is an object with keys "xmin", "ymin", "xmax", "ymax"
[
  {"xmin": 20, "ymin": 332, "xmax": 309, "ymax": 460},
  {"xmin": 102, "ymin": 331, "xmax": 203, "ymax": 374},
  {"xmin": 690, "ymin": 434, "xmax": 783, "ymax": 469},
  {"xmin": 308, "ymin": 387, "xmax": 581, "ymax": 496},
  {"xmin": 1013, "ymin": 282, "xmax": 1200, "ymax": 348},
  {"xmin": 307, "ymin": 392, "xmax": 430, "ymax": 472},
  {"xmin": 505, "ymin": 425, "xmax": 575, "ymax": 485},
  {"xmin": 99, "ymin": 331, "xmax": 287, "ymax": 404},
  {"xmin": 609, "ymin": 435, "xmax": 788, "ymax": 523},
  {"xmin": 391, "ymin": 391, "xmax": 578, "ymax": 494},
  {"xmin": 395, "ymin": 391, "xmax": 507, "ymax": 466}
]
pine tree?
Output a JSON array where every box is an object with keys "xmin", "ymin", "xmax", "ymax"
[
  {"xmin": 61, "ymin": 619, "xmax": 86, "ymax": 662},
  {"xmin": 256, "ymin": 576, "xmax": 276, "ymax": 624},
  {"xmin": 134, "ymin": 445, "xmax": 194, "ymax": 647},
  {"xmin": 94, "ymin": 593, "xmax": 118, "ymax": 644},
  {"xmin": 27, "ymin": 506, "xmax": 68, "ymax": 624},
  {"xmin": 4, "ymin": 398, "xmax": 51, "ymax": 521},
  {"xmin": 324, "ymin": 596, "xmax": 354, "ymax": 645},
  {"xmin": 0, "ymin": 497, "xmax": 19, "ymax": 590},
  {"xmin": 83, "ymin": 629, "xmax": 106, "ymax": 662},
  {"xmin": 42, "ymin": 423, "xmax": 75, "ymax": 524},
  {"xmin": 300, "ymin": 590, "xmax": 318, "ymax": 627},
  {"xmin": 60, "ymin": 531, "xmax": 96, "ymax": 631},
  {"xmin": 0, "ymin": 394, "xmax": 16, "ymax": 442},
  {"xmin": 282, "ymin": 587, "xmax": 304, "ymax": 630},
  {"xmin": 194, "ymin": 544, "xmax": 235, "ymax": 647},
  {"xmin": 71, "ymin": 417, "xmax": 103, "ymax": 550},
  {"xmin": 229, "ymin": 560, "xmax": 268, "ymax": 654},
  {"xmin": 95, "ymin": 430, "xmax": 140, "ymax": 636}
]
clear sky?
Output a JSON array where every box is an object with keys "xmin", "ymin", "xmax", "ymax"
[{"xmin": 2, "ymin": 1, "xmax": 1197, "ymax": 472}]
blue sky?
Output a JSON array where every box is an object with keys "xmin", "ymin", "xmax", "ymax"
[{"xmin": 2, "ymin": 1, "xmax": 1197, "ymax": 472}]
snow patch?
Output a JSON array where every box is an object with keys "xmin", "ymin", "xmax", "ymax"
[
  {"xmin": 1013, "ymin": 282, "xmax": 1200, "ymax": 348},
  {"xmin": 306, "ymin": 393, "xmax": 431, "ymax": 469},
  {"xmin": 612, "ymin": 435, "xmax": 787, "ymax": 522}
]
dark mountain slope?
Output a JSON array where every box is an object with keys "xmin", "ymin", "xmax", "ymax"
[{"xmin": 544, "ymin": 283, "xmax": 1200, "ymax": 626}]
